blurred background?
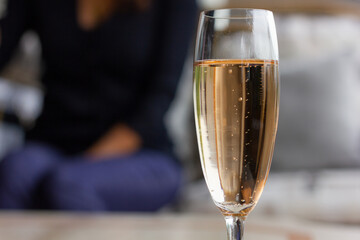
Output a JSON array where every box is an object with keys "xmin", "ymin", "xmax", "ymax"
[{"xmin": 0, "ymin": 0, "xmax": 360, "ymax": 225}]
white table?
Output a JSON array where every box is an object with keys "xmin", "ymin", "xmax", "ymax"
[{"xmin": 0, "ymin": 212, "xmax": 359, "ymax": 240}]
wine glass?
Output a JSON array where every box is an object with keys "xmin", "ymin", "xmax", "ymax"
[{"xmin": 193, "ymin": 9, "xmax": 279, "ymax": 240}]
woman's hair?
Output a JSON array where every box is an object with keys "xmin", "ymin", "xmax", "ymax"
[
  {"xmin": 131, "ymin": 0, "xmax": 151, "ymax": 11},
  {"xmin": 111, "ymin": 0, "xmax": 151, "ymax": 12},
  {"xmin": 77, "ymin": 0, "xmax": 152, "ymax": 30}
]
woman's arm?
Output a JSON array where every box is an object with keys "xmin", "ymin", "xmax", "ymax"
[
  {"xmin": 85, "ymin": 0, "xmax": 197, "ymax": 159},
  {"xmin": 128, "ymin": 0, "xmax": 198, "ymax": 151}
]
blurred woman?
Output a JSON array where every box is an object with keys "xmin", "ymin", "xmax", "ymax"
[{"xmin": 0, "ymin": 0, "xmax": 197, "ymax": 211}]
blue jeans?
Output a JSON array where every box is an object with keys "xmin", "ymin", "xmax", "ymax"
[{"xmin": 0, "ymin": 142, "xmax": 182, "ymax": 211}]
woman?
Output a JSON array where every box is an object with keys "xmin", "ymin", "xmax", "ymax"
[{"xmin": 0, "ymin": 0, "xmax": 197, "ymax": 211}]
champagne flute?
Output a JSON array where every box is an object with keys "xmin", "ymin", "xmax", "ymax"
[{"xmin": 193, "ymin": 9, "xmax": 279, "ymax": 240}]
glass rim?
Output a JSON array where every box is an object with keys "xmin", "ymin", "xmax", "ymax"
[{"xmin": 202, "ymin": 8, "xmax": 273, "ymax": 20}]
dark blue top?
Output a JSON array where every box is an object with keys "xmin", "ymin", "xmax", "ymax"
[{"xmin": 0, "ymin": 0, "xmax": 197, "ymax": 155}]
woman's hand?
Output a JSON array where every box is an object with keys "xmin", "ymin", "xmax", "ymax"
[{"xmin": 86, "ymin": 124, "xmax": 142, "ymax": 160}]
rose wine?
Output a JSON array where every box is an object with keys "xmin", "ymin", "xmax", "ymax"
[{"xmin": 193, "ymin": 59, "xmax": 279, "ymax": 217}]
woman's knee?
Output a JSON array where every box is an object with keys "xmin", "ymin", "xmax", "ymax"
[
  {"xmin": 0, "ymin": 143, "xmax": 60, "ymax": 181},
  {"xmin": 123, "ymin": 151, "xmax": 183, "ymax": 211},
  {"xmin": 43, "ymin": 164, "xmax": 105, "ymax": 211},
  {"xmin": 150, "ymin": 159, "xmax": 183, "ymax": 209},
  {"xmin": 0, "ymin": 143, "xmax": 61, "ymax": 209}
]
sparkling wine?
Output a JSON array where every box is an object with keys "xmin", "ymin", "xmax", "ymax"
[{"xmin": 193, "ymin": 59, "xmax": 279, "ymax": 217}]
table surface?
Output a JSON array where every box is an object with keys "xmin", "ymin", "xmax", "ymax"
[{"xmin": 0, "ymin": 212, "xmax": 359, "ymax": 240}]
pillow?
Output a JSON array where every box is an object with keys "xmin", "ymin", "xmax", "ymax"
[{"xmin": 273, "ymin": 14, "xmax": 360, "ymax": 170}]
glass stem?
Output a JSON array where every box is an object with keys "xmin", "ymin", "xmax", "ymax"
[{"xmin": 225, "ymin": 216, "xmax": 245, "ymax": 240}]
